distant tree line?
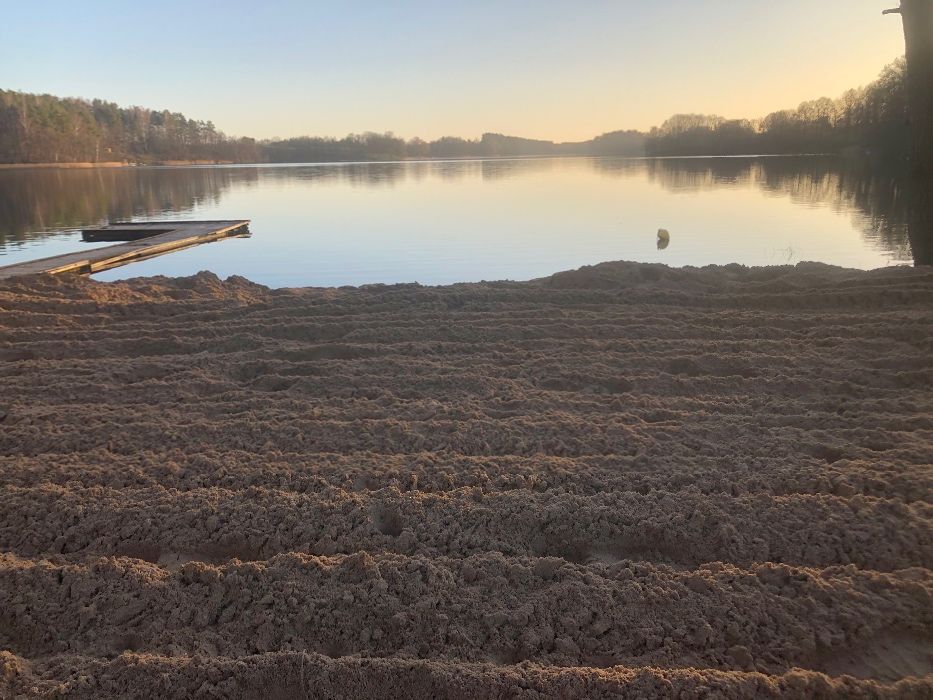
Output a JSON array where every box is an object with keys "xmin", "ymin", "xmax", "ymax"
[
  {"xmin": 260, "ymin": 130, "xmax": 646, "ymax": 162},
  {"xmin": 0, "ymin": 91, "xmax": 645, "ymax": 164},
  {"xmin": 645, "ymin": 60, "xmax": 908, "ymax": 157},
  {"xmin": 0, "ymin": 91, "xmax": 260, "ymax": 164},
  {"xmin": 0, "ymin": 59, "xmax": 910, "ymax": 164}
]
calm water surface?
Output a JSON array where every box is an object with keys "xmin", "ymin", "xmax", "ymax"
[{"xmin": 0, "ymin": 156, "xmax": 920, "ymax": 287}]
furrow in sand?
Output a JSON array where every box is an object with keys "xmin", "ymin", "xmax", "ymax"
[
  {"xmin": 1, "ymin": 486, "xmax": 928, "ymax": 571},
  {"xmin": 3, "ymin": 360, "xmax": 932, "ymax": 403},
  {"xmin": 2, "ymin": 314, "xmax": 930, "ymax": 360},
  {"xmin": 4, "ymin": 652, "xmax": 931, "ymax": 700},
  {"xmin": 2, "ymin": 414, "xmax": 931, "ymax": 468},
  {"xmin": 0, "ymin": 552, "xmax": 930, "ymax": 682},
  {"xmin": 2, "ymin": 306, "xmax": 929, "ymax": 338},
  {"xmin": 1, "ymin": 450, "xmax": 928, "ymax": 501}
]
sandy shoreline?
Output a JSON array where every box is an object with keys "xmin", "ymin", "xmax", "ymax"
[{"xmin": 0, "ymin": 261, "xmax": 931, "ymax": 698}]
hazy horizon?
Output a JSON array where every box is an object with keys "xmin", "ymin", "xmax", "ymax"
[{"xmin": 1, "ymin": 1, "xmax": 905, "ymax": 142}]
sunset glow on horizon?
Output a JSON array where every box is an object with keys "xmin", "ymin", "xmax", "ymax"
[{"xmin": 0, "ymin": 0, "xmax": 906, "ymax": 142}]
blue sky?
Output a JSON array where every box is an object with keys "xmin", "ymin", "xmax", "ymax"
[{"xmin": 0, "ymin": 0, "xmax": 905, "ymax": 140}]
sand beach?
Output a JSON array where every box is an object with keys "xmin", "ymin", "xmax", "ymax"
[{"xmin": 0, "ymin": 261, "xmax": 931, "ymax": 698}]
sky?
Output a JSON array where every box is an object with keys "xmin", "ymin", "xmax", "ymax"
[{"xmin": 0, "ymin": 0, "xmax": 906, "ymax": 142}]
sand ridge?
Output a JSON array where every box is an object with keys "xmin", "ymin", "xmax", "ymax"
[{"xmin": 0, "ymin": 261, "xmax": 931, "ymax": 698}]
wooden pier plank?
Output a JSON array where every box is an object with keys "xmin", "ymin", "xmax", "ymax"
[{"xmin": 0, "ymin": 220, "xmax": 250, "ymax": 280}]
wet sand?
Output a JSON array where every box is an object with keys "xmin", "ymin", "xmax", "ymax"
[{"xmin": 1, "ymin": 261, "xmax": 931, "ymax": 698}]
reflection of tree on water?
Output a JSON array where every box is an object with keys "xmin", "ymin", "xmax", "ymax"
[
  {"xmin": 756, "ymin": 158, "xmax": 914, "ymax": 263},
  {"xmin": 0, "ymin": 167, "xmax": 260, "ymax": 245},
  {"xmin": 0, "ymin": 159, "xmax": 578, "ymax": 246},
  {"xmin": 596, "ymin": 156, "xmax": 922, "ymax": 264},
  {"xmin": 908, "ymin": 178, "xmax": 933, "ymax": 265}
]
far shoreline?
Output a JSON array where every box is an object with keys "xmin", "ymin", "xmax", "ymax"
[
  {"xmin": 0, "ymin": 160, "xmax": 237, "ymax": 170},
  {"xmin": 0, "ymin": 152, "xmax": 845, "ymax": 171}
]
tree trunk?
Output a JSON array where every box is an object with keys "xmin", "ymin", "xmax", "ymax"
[
  {"xmin": 895, "ymin": 0, "xmax": 933, "ymax": 177},
  {"xmin": 890, "ymin": 0, "xmax": 933, "ymax": 264}
]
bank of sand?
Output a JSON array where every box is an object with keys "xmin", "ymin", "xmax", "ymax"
[{"xmin": 0, "ymin": 261, "xmax": 931, "ymax": 698}]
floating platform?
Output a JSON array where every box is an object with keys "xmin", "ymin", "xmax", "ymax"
[{"xmin": 0, "ymin": 220, "xmax": 250, "ymax": 280}]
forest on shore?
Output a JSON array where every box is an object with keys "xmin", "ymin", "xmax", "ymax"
[{"xmin": 0, "ymin": 59, "xmax": 908, "ymax": 165}]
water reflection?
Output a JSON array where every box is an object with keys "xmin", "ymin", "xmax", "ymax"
[
  {"xmin": 0, "ymin": 167, "xmax": 259, "ymax": 245},
  {"xmin": 906, "ymin": 177, "xmax": 933, "ymax": 266},
  {"xmin": 597, "ymin": 156, "xmax": 922, "ymax": 264},
  {"xmin": 0, "ymin": 157, "xmax": 928, "ymax": 268}
]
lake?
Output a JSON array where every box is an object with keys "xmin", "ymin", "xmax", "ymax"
[{"xmin": 0, "ymin": 156, "xmax": 922, "ymax": 287}]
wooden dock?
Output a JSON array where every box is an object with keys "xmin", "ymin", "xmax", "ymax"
[{"xmin": 0, "ymin": 220, "xmax": 250, "ymax": 280}]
